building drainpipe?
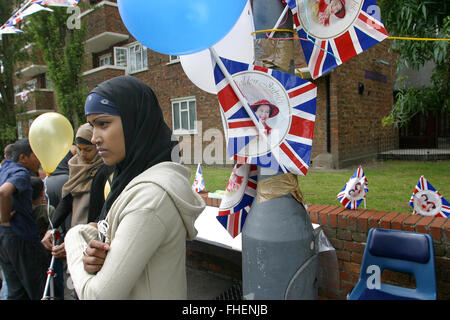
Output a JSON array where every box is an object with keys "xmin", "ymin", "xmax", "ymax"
[{"xmin": 242, "ymin": 0, "xmax": 318, "ymax": 300}]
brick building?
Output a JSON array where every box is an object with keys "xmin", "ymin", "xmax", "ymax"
[{"xmin": 14, "ymin": 0, "xmax": 397, "ymax": 169}]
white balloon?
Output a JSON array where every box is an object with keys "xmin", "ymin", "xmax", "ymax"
[{"xmin": 180, "ymin": 0, "xmax": 255, "ymax": 94}]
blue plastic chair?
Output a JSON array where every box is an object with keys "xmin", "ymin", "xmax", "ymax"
[{"xmin": 347, "ymin": 228, "xmax": 437, "ymax": 300}]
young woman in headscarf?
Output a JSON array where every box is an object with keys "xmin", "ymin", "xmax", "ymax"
[
  {"xmin": 41, "ymin": 123, "xmax": 113, "ymax": 257},
  {"xmin": 64, "ymin": 76, "xmax": 205, "ymax": 300}
]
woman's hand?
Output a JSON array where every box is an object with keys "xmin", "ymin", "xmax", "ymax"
[
  {"xmin": 52, "ymin": 242, "xmax": 66, "ymax": 259},
  {"xmin": 82, "ymin": 240, "xmax": 110, "ymax": 274},
  {"xmin": 41, "ymin": 229, "xmax": 54, "ymax": 251}
]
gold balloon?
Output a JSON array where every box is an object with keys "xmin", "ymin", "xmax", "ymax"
[{"xmin": 29, "ymin": 112, "xmax": 74, "ymax": 175}]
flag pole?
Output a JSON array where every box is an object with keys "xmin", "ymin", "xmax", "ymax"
[
  {"xmin": 209, "ymin": 46, "xmax": 287, "ymax": 173},
  {"xmin": 268, "ymin": 4, "xmax": 289, "ymax": 39}
]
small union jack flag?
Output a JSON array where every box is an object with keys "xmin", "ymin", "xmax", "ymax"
[
  {"xmin": 216, "ymin": 164, "xmax": 258, "ymax": 238},
  {"xmin": 409, "ymin": 176, "xmax": 450, "ymax": 218},
  {"xmin": 2, "ymin": 2, "xmax": 53, "ymax": 29},
  {"xmin": 285, "ymin": 0, "xmax": 389, "ymax": 79},
  {"xmin": 213, "ymin": 56, "xmax": 317, "ymax": 176},
  {"xmin": 337, "ymin": 165, "xmax": 368, "ymax": 209},
  {"xmin": 192, "ymin": 163, "xmax": 206, "ymax": 193},
  {"xmin": 39, "ymin": 0, "xmax": 79, "ymax": 6},
  {"xmin": 0, "ymin": 26, "xmax": 23, "ymax": 34}
]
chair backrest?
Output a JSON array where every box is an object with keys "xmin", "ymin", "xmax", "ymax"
[{"xmin": 349, "ymin": 228, "xmax": 437, "ymax": 300}]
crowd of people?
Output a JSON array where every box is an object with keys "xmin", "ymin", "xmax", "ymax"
[{"xmin": 0, "ymin": 75, "xmax": 205, "ymax": 300}]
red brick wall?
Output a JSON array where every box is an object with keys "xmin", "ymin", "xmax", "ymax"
[
  {"xmin": 330, "ymin": 41, "xmax": 398, "ymax": 168},
  {"xmin": 201, "ymin": 194, "xmax": 450, "ymax": 300}
]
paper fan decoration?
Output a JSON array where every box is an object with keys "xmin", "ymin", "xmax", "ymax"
[
  {"xmin": 285, "ymin": 0, "xmax": 389, "ymax": 79},
  {"xmin": 216, "ymin": 164, "xmax": 258, "ymax": 238},
  {"xmin": 409, "ymin": 176, "xmax": 449, "ymax": 218},
  {"xmin": 337, "ymin": 165, "xmax": 368, "ymax": 209},
  {"xmin": 212, "ymin": 56, "xmax": 317, "ymax": 176}
]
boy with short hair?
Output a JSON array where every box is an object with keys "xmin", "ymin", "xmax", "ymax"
[{"xmin": 0, "ymin": 139, "xmax": 51, "ymax": 300}]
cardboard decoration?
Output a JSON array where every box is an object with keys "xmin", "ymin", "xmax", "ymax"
[
  {"xmin": 212, "ymin": 56, "xmax": 317, "ymax": 176},
  {"xmin": 337, "ymin": 165, "xmax": 368, "ymax": 209},
  {"xmin": 217, "ymin": 163, "xmax": 258, "ymax": 238},
  {"xmin": 409, "ymin": 176, "xmax": 450, "ymax": 218},
  {"xmin": 285, "ymin": 0, "xmax": 389, "ymax": 79}
]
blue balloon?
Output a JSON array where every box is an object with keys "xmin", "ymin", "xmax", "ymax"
[{"xmin": 118, "ymin": 0, "xmax": 248, "ymax": 56}]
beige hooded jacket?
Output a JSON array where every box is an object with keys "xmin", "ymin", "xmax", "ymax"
[{"xmin": 64, "ymin": 162, "xmax": 205, "ymax": 299}]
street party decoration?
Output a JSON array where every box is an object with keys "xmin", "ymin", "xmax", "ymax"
[
  {"xmin": 285, "ymin": 0, "xmax": 389, "ymax": 79},
  {"xmin": 0, "ymin": 26, "xmax": 23, "ymax": 35},
  {"xmin": 180, "ymin": 0, "xmax": 254, "ymax": 94},
  {"xmin": 36, "ymin": 0, "xmax": 79, "ymax": 7},
  {"xmin": 217, "ymin": 164, "xmax": 257, "ymax": 238},
  {"xmin": 337, "ymin": 165, "xmax": 368, "ymax": 209},
  {"xmin": 29, "ymin": 112, "xmax": 74, "ymax": 175},
  {"xmin": 192, "ymin": 163, "xmax": 206, "ymax": 193},
  {"xmin": 0, "ymin": 0, "xmax": 78, "ymax": 33},
  {"xmin": 409, "ymin": 176, "xmax": 450, "ymax": 218},
  {"xmin": 212, "ymin": 55, "xmax": 317, "ymax": 176},
  {"xmin": 117, "ymin": 0, "xmax": 247, "ymax": 55}
]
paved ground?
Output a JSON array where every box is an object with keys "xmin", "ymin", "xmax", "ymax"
[{"xmin": 187, "ymin": 266, "xmax": 240, "ymax": 300}]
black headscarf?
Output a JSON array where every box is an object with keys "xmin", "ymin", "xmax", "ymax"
[{"xmin": 87, "ymin": 76, "xmax": 178, "ymax": 221}]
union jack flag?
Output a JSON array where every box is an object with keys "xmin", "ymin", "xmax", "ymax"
[
  {"xmin": 2, "ymin": 1, "xmax": 53, "ymax": 29},
  {"xmin": 409, "ymin": 176, "xmax": 450, "ymax": 218},
  {"xmin": 192, "ymin": 163, "xmax": 206, "ymax": 193},
  {"xmin": 216, "ymin": 164, "xmax": 258, "ymax": 238},
  {"xmin": 0, "ymin": 26, "xmax": 23, "ymax": 34},
  {"xmin": 37, "ymin": 0, "xmax": 79, "ymax": 6},
  {"xmin": 337, "ymin": 165, "xmax": 368, "ymax": 209},
  {"xmin": 213, "ymin": 56, "xmax": 317, "ymax": 176},
  {"xmin": 285, "ymin": 0, "xmax": 389, "ymax": 79}
]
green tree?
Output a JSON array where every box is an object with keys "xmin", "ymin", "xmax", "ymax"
[
  {"xmin": 26, "ymin": 3, "xmax": 88, "ymax": 128},
  {"xmin": 381, "ymin": 0, "xmax": 449, "ymax": 127},
  {"xmin": 0, "ymin": 0, "xmax": 29, "ymax": 150}
]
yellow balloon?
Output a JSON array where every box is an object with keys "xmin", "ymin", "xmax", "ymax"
[{"xmin": 29, "ymin": 112, "xmax": 74, "ymax": 176}]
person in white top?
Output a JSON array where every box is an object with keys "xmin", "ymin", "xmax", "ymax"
[{"xmin": 64, "ymin": 76, "xmax": 205, "ymax": 299}]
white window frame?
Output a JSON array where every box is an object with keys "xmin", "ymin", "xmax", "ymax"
[
  {"xmin": 114, "ymin": 46, "xmax": 128, "ymax": 67},
  {"xmin": 17, "ymin": 121, "xmax": 23, "ymax": 139},
  {"xmin": 168, "ymin": 55, "xmax": 180, "ymax": 64},
  {"xmin": 99, "ymin": 53, "xmax": 112, "ymax": 67},
  {"xmin": 171, "ymin": 96, "xmax": 197, "ymax": 135},
  {"xmin": 114, "ymin": 42, "xmax": 148, "ymax": 74}
]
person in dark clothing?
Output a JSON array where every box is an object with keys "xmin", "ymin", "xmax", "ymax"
[
  {"xmin": 44, "ymin": 148, "xmax": 73, "ymax": 210},
  {"xmin": 0, "ymin": 139, "xmax": 50, "ymax": 300}
]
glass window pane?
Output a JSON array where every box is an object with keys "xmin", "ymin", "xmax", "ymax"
[
  {"xmin": 189, "ymin": 101, "xmax": 196, "ymax": 130},
  {"xmin": 181, "ymin": 110, "xmax": 189, "ymax": 130},
  {"xmin": 180, "ymin": 101, "xmax": 187, "ymax": 111},
  {"xmin": 143, "ymin": 48, "xmax": 148, "ymax": 69},
  {"xmin": 173, "ymin": 103, "xmax": 180, "ymax": 130}
]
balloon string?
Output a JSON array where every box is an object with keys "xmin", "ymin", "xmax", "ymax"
[
  {"xmin": 254, "ymin": 30, "xmax": 450, "ymax": 42},
  {"xmin": 43, "ymin": 177, "xmax": 56, "ymax": 247}
]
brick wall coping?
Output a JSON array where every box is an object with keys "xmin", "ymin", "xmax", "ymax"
[{"xmin": 200, "ymin": 194, "xmax": 450, "ymax": 242}]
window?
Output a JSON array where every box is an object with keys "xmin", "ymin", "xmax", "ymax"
[
  {"xmin": 14, "ymin": 85, "xmax": 20, "ymax": 104},
  {"xmin": 45, "ymin": 74, "xmax": 53, "ymax": 90},
  {"xmin": 128, "ymin": 43, "xmax": 148, "ymax": 73},
  {"xmin": 17, "ymin": 121, "xmax": 23, "ymax": 139},
  {"xmin": 99, "ymin": 53, "xmax": 112, "ymax": 67},
  {"xmin": 169, "ymin": 55, "xmax": 180, "ymax": 64},
  {"xmin": 114, "ymin": 47, "xmax": 128, "ymax": 67},
  {"xmin": 114, "ymin": 43, "xmax": 148, "ymax": 74},
  {"xmin": 172, "ymin": 97, "xmax": 197, "ymax": 134}
]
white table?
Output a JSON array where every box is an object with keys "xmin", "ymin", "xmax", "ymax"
[{"xmin": 194, "ymin": 206, "xmax": 320, "ymax": 252}]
